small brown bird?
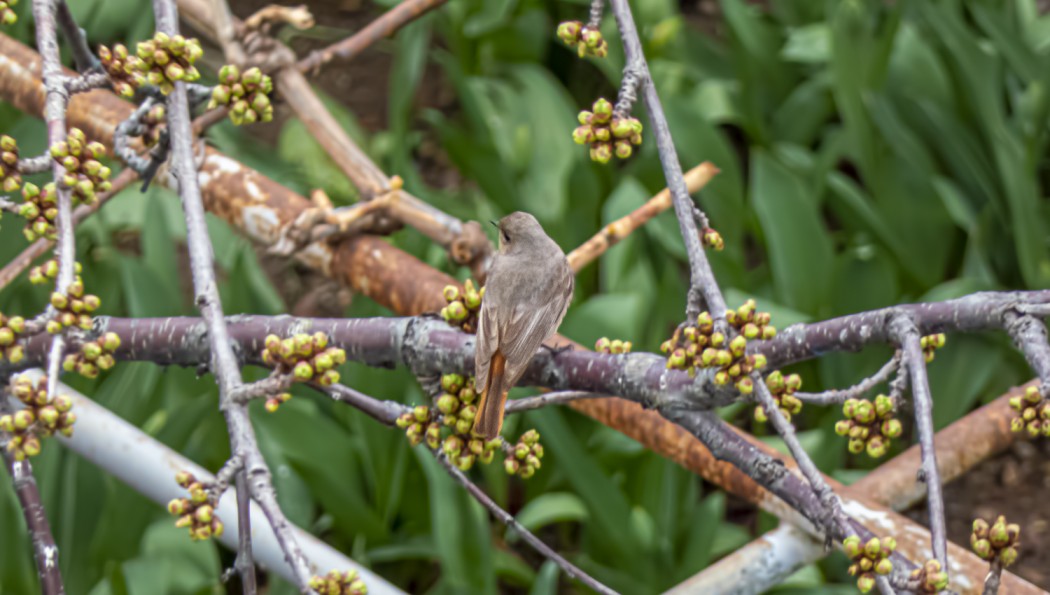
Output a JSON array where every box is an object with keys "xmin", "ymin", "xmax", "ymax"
[{"xmin": 473, "ymin": 212, "xmax": 574, "ymax": 440}]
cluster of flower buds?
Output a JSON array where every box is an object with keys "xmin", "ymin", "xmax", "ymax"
[
  {"xmin": 140, "ymin": 103, "xmax": 167, "ymax": 148},
  {"xmin": 397, "ymin": 374, "xmax": 503, "ymax": 472},
  {"xmin": 1008, "ymin": 385, "xmax": 1050, "ymax": 438},
  {"xmin": 63, "ymin": 332, "xmax": 120, "ymax": 379},
  {"xmin": 98, "ymin": 44, "xmax": 138, "ymax": 98},
  {"xmin": 0, "ymin": 312, "xmax": 25, "ymax": 363},
  {"xmin": 573, "ymin": 98, "xmax": 643, "ymax": 163},
  {"xmin": 920, "ymin": 333, "xmax": 946, "ymax": 362},
  {"xmin": 556, "ymin": 21, "xmax": 607, "ymax": 58},
  {"xmin": 28, "ymin": 259, "xmax": 79, "ymax": 285},
  {"xmin": 208, "ymin": 65, "xmax": 275, "ymax": 126},
  {"xmin": 126, "ymin": 33, "xmax": 203, "ymax": 95},
  {"xmin": 0, "ymin": 135, "xmax": 21, "ymax": 193},
  {"xmin": 907, "ymin": 559, "xmax": 949, "ymax": 593},
  {"xmin": 724, "ymin": 299, "xmax": 777, "ymax": 340},
  {"xmin": 309, "ymin": 569, "xmax": 368, "ymax": 595},
  {"xmin": 661, "ymin": 303, "xmax": 772, "ymax": 393},
  {"xmin": 261, "ymin": 332, "xmax": 346, "ymax": 410},
  {"xmin": 594, "ymin": 337, "xmax": 631, "ymax": 354},
  {"xmin": 1, "ymin": 375, "xmax": 75, "ymax": 460},
  {"xmin": 835, "ymin": 395, "xmax": 902, "ymax": 458},
  {"xmin": 843, "ymin": 535, "xmax": 895, "ymax": 593},
  {"xmin": 19, "ymin": 182, "xmax": 58, "ymax": 241},
  {"xmin": 47, "ymin": 278, "xmax": 100, "ymax": 333},
  {"xmin": 504, "ymin": 429, "xmax": 543, "ymax": 479},
  {"xmin": 440, "ymin": 281, "xmax": 484, "ymax": 333},
  {"xmin": 754, "ymin": 370, "xmax": 802, "ymax": 423},
  {"xmin": 0, "ymin": 0, "xmax": 16, "ymax": 26},
  {"xmin": 50, "ymin": 128, "xmax": 113, "ymax": 206},
  {"xmin": 971, "ymin": 515, "xmax": 1020, "ymax": 567},
  {"xmin": 168, "ymin": 471, "xmax": 224, "ymax": 541}
]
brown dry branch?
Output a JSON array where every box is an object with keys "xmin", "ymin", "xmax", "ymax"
[
  {"xmin": 567, "ymin": 161, "xmax": 719, "ymax": 272},
  {"xmin": 297, "ymin": 0, "xmax": 449, "ymax": 74},
  {"xmin": 178, "ymin": 0, "xmax": 497, "ymax": 278}
]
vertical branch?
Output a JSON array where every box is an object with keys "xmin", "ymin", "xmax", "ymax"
[
  {"xmin": 55, "ymin": 1, "xmax": 99, "ymax": 72},
  {"xmin": 1, "ymin": 450, "xmax": 64, "ymax": 594},
  {"xmin": 606, "ymin": 0, "xmax": 726, "ymax": 322},
  {"xmin": 889, "ymin": 314, "xmax": 948, "ymax": 571},
  {"xmin": 32, "ymin": 0, "xmax": 76, "ymax": 429},
  {"xmin": 234, "ymin": 472, "xmax": 257, "ymax": 592},
  {"xmin": 151, "ymin": 1, "xmax": 310, "ymax": 590}
]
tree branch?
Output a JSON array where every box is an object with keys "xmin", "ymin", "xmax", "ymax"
[
  {"xmin": 1, "ymin": 446, "xmax": 64, "ymax": 594},
  {"xmin": 889, "ymin": 314, "xmax": 947, "ymax": 573},
  {"xmin": 607, "ymin": 0, "xmax": 725, "ymax": 322}
]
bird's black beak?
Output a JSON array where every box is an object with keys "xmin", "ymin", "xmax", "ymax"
[{"xmin": 489, "ymin": 220, "xmax": 500, "ymax": 230}]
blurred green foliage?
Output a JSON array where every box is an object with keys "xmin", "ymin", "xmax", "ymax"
[{"xmin": 1, "ymin": 0, "xmax": 1048, "ymax": 593}]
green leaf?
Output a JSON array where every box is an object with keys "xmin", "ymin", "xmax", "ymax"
[
  {"xmin": 513, "ymin": 492, "xmax": 588, "ymax": 535},
  {"xmin": 416, "ymin": 452, "xmax": 496, "ymax": 594},
  {"xmin": 750, "ymin": 151, "xmax": 833, "ymax": 314},
  {"xmin": 781, "ymin": 23, "xmax": 830, "ymax": 63},
  {"xmin": 531, "ymin": 409, "xmax": 634, "ymax": 569}
]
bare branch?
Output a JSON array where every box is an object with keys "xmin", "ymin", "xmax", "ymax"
[
  {"xmin": 297, "ymin": 0, "xmax": 448, "ymax": 73},
  {"xmin": 152, "ymin": 0, "xmax": 311, "ymax": 589},
  {"xmin": 1, "ymin": 444, "xmax": 64, "ymax": 594},
  {"xmin": 889, "ymin": 314, "xmax": 948, "ymax": 573},
  {"xmin": 55, "ymin": 1, "xmax": 98, "ymax": 72},
  {"xmin": 432, "ymin": 451, "xmax": 619, "ymax": 595},
  {"xmin": 607, "ymin": 0, "xmax": 725, "ymax": 322},
  {"xmin": 504, "ymin": 391, "xmax": 605, "ymax": 414},
  {"xmin": 794, "ymin": 353, "xmax": 901, "ymax": 406},
  {"xmin": 33, "ymin": 0, "xmax": 78, "ymax": 438}
]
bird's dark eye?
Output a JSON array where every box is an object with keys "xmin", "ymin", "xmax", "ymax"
[{"xmin": 502, "ymin": 230, "xmax": 511, "ymax": 243}]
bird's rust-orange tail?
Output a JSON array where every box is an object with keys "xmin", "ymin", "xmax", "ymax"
[{"xmin": 473, "ymin": 351, "xmax": 507, "ymax": 440}]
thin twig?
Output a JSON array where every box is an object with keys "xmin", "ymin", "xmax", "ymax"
[
  {"xmin": 1, "ymin": 451, "xmax": 65, "ymax": 594},
  {"xmin": 794, "ymin": 353, "xmax": 901, "ymax": 406},
  {"xmin": 152, "ymin": 0, "xmax": 306, "ymax": 590},
  {"xmin": 55, "ymin": 0, "xmax": 99, "ymax": 72},
  {"xmin": 432, "ymin": 451, "xmax": 620, "ymax": 595},
  {"xmin": 983, "ymin": 559, "xmax": 1003, "ymax": 595},
  {"xmin": 297, "ymin": 0, "xmax": 448, "ymax": 73},
  {"xmin": 753, "ymin": 375, "xmax": 848, "ymax": 540},
  {"xmin": 607, "ymin": 0, "xmax": 725, "ymax": 322},
  {"xmin": 33, "ymin": 0, "xmax": 77, "ymax": 445},
  {"xmin": 504, "ymin": 391, "xmax": 605, "ymax": 414},
  {"xmin": 211, "ymin": 0, "xmax": 246, "ymax": 65},
  {"xmin": 323, "ymin": 383, "xmax": 406, "ymax": 426},
  {"xmin": 889, "ymin": 314, "xmax": 948, "ymax": 573}
]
